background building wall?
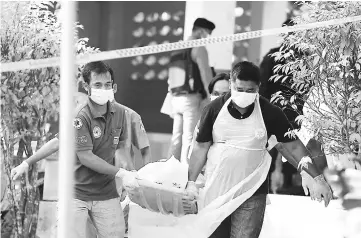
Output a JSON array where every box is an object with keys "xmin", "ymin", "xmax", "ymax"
[{"xmin": 78, "ymin": 1, "xmax": 186, "ymax": 134}]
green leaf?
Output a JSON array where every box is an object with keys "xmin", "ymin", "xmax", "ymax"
[
  {"xmin": 313, "ymin": 55, "xmax": 320, "ymax": 66},
  {"xmin": 321, "ymin": 47, "xmax": 328, "ymax": 58},
  {"xmin": 319, "ymin": 65, "xmax": 324, "ymax": 73}
]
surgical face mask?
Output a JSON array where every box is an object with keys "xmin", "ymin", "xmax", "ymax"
[
  {"xmin": 231, "ymin": 90, "xmax": 257, "ymax": 108},
  {"xmin": 210, "ymin": 95, "xmax": 219, "ymax": 101},
  {"xmin": 90, "ymin": 88, "xmax": 114, "ymax": 105},
  {"xmin": 108, "ymin": 91, "xmax": 115, "ymax": 102}
]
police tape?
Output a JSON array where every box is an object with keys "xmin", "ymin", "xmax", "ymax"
[{"xmin": 2, "ymin": 15, "xmax": 361, "ymax": 72}]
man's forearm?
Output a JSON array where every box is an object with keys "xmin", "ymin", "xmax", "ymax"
[
  {"xmin": 77, "ymin": 150, "xmax": 119, "ymax": 176},
  {"xmin": 275, "ymin": 140, "xmax": 321, "ymax": 178},
  {"xmin": 188, "ymin": 142, "xmax": 211, "ymax": 181},
  {"xmin": 306, "ymin": 138, "xmax": 328, "ymax": 172},
  {"xmin": 25, "ymin": 138, "xmax": 59, "ymax": 166},
  {"xmin": 199, "ymin": 67, "xmax": 212, "ymax": 95}
]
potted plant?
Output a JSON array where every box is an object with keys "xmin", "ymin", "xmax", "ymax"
[
  {"xmin": 271, "ymin": 1, "xmax": 361, "ymax": 171},
  {"xmin": 0, "ymin": 2, "xmax": 99, "ymax": 237}
]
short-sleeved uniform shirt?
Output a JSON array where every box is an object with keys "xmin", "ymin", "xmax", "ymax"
[
  {"xmin": 73, "ymin": 98, "xmax": 128, "ymax": 201},
  {"xmin": 196, "ymin": 92, "xmax": 297, "ymax": 195},
  {"xmin": 122, "ymin": 105, "xmax": 149, "ymax": 161}
]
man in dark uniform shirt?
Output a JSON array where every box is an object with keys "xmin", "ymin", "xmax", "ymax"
[
  {"xmin": 183, "ymin": 61, "xmax": 332, "ymax": 238},
  {"xmin": 259, "ymin": 19, "xmax": 308, "ymax": 195}
]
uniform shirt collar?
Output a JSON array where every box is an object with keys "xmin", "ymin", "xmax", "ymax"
[{"xmin": 87, "ymin": 98, "xmax": 115, "ymax": 118}]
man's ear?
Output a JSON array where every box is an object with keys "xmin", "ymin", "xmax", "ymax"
[
  {"xmin": 113, "ymin": 84, "xmax": 117, "ymax": 94},
  {"xmin": 82, "ymin": 82, "xmax": 90, "ymax": 95}
]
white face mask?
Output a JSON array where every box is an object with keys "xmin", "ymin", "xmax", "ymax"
[
  {"xmin": 108, "ymin": 90, "xmax": 115, "ymax": 102},
  {"xmin": 231, "ymin": 90, "xmax": 257, "ymax": 108},
  {"xmin": 210, "ymin": 95, "xmax": 219, "ymax": 101},
  {"xmin": 90, "ymin": 88, "xmax": 114, "ymax": 105}
]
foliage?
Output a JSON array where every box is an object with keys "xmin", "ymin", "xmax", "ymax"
[
  {"xmin": 0, "ymin": 1, "xmax": 99, "ymax": 237},
  {"xmin": 271, "ymin": 1, "xmax": 361, "ymax": 157}
]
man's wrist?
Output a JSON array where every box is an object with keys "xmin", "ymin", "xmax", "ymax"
[
  {"xmin": 297, "ymin": 156, "xmax": 313, "ymax": 171},
  {"xmin": 22, "ymin": 161, "xmax": 30, "ymax": 168},
  {"xmin": 314, "ymin": 174, "xmax": 327, "ymax": 183},
  {"xmin": 116, "ymin": 168, "xmax": 128, "ymax": 178}
]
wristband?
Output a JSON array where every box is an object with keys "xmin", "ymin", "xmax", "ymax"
[{"xmin": 314, "ymin": 174, "xmax": 327, "ymax": 183}]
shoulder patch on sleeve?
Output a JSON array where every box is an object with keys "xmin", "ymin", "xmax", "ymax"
[
  {"xmin": 76, "ymin": 135, "xmax": 88, "ymax": 144},
  {"xmin": 73, "ymin": 118, "xmax": 83, "ymax": 129}
]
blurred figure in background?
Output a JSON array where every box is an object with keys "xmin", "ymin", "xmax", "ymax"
[
  {"xmin": 259, "ymin": 18, "xmax": 307, "ymax": 195},
  {"xmin": 208, "ymin": 73, "xmax": 231, "ymax": 101},
  {"xmin": 188, "ymin": 73, "xmax": 231, "ymax": 164},
  {"xmin": 166, "ymin": 18, "xmax": 215, "ymax": 164}
]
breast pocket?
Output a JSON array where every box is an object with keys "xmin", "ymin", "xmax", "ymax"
[{"xmin": 111, "ymin": 128, "xmax": 122, "ymax": 149}]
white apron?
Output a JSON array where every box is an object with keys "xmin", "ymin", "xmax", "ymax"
[{"xmin": 172, "ymin": 96, "xmax": 272, "ymax": 237}]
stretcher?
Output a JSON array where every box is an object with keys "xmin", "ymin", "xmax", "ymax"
[
  {"xmin": 127, "ymin": 179, "xmax": 198, "ymax": 216},
  {"xmin": 127, "ymin": 157, "xmax": 199, "ymax": 216}
]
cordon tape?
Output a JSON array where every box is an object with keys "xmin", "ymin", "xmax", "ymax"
[{"xmin": 1, "ymin": 15, "xmax": 361, "ymax": 72}]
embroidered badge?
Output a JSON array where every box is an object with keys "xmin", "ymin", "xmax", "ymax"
[
  {"xmin": 73, "ymin": 118, "xmax": 83, "ymax": 130},
  {"xmin": 76, "ymin": 135, "xmax": 88, "ymax": 144},
  {"xmin": 114, "ymin": 136, "xmax": 119, "ymax": 145},
  {"xmin": 255, "ymin": 128, "xmax": 266, "ymax": 139},
  {"xmin": 93, "ymin": 126, "xmax": 102, "ymax": 139}
]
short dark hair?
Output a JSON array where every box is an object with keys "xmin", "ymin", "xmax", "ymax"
[
  {"xmin": 208, "ymin": 73, "xmax": 230, "ymax": 94},
  {"xmin": 192, "ymin": 18, "xmax": 215, "ymax": 32},
  {"xmin": 82, "ymin": 61, "xmax": 114, "ymax": 85},
  {"xmin": 231, "ymin": 61, "xmax": 261, "ymax": 85},
  {"xmin": 282, "ymin": 18, "xmax": 295, "ymax": 27}
]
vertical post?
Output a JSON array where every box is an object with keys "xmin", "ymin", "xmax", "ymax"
[
  {"xmin": 249, "ymin": 1, "xmax": 288, "ymax": 64},
  {"xmin": 57, "ymin": 1, "xmax": 76, "ymax": 237}
]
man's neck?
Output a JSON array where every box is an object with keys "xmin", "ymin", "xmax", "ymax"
[
  {"xmin": 233, "ymin": 101, "xmax": 251, "ymax": 115},
  {"xmin": 92, "ymin": 101, "xmax": 108, "ymax": 116}
]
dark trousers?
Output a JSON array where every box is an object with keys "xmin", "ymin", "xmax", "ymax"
[{"xmin": 209, "ymin": 194, "xmax": 267, "ymax": 238}]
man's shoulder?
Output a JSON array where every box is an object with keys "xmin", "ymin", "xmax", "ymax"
[
  {"xmin": 113, "ymin": 102, "xmax": 141, "ymax": 120},
  {"xmin": 203, "ymin": 93, "xmax": 230, "ymax": 115},
  {"xmin": 191, "ymin": 46, "xmax": 208, "ymax": 59},
  {"xmin": 75, "ymin": 103, "xmax": 90, "ymax": 119},
  {"xmin": 112, "ymin": 101, "xmax": 127, "ymax": 113},
  {"xmin": 259, "ymin": 95, "xmax": 283, "ymax": 114},
  {"xmin": 192, "ymin": 46, "xmax": 207, "ymax": 54}
]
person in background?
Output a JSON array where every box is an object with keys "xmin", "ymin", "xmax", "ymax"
[
  {"xmin": 208, "ymin": 73, "xmax": 231, "ymax": 101},
  {"xmin": 167, "ymin": 17, "xmax": 215, "ymax": 164},
  {"xmin": 187, "ymin": 73, "xmax": 230, "ymax": 163},
  {"xmin": 259, "ymin": 18, "xmax": 308, "ymax": 195},
  {"xmin": 184, "ymin": 61, "xmax": 332, "ymax": 238}
]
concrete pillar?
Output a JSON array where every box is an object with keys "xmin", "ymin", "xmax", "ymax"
[
  {"xmin": 183, "ymin": 1, "xmax": 236, "ymax": 71},
  {"xmin": 249, "ymin": 1, "xmax": 288, "ymax": 65}
]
